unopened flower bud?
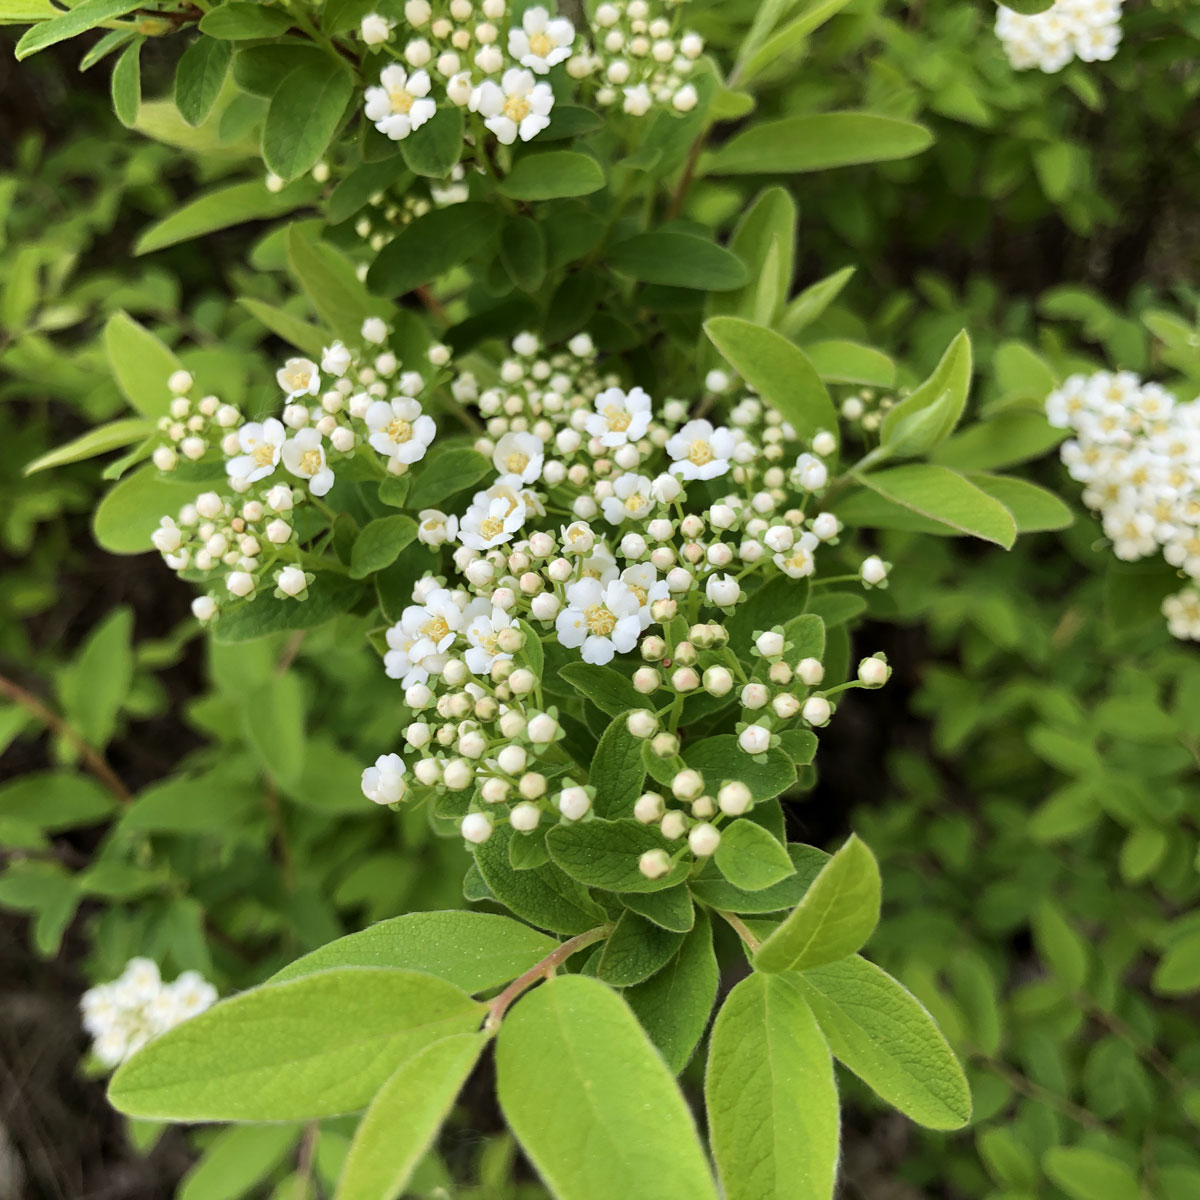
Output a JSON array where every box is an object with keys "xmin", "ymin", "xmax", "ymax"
[
  {"xmin": 738, "ymin": 724, "xmax": 771, "ymax": 755},
  {"xmin": 802, "ymin": 696, "xmax": 832, "ymax": 726},
  {"xmin": 634, "ymin": 792, "xmax": 665, "ymax": 823},
  {"xmin": 639, "ymin": 848, "xmax": 671, "ymax": 879},
  {"xmin": 461, "ymin": 812, "xmax": 493, "ymax": 843},
  {"xmin": 688, "ymin": 822, "xmax": 720, "ymax": 856},
  {"xmin": 510, "ymin": 802, "xmax": 542, "ymax": 832},
  {"xmin": 672, "ymin": 769, "xmax": 704, "ymax": 800},
  {"xmin": 718, "ymin": 781, "xmax": 752, "ymax": 817},
  {"xmin": 558, "ymin": 786, "xmax": 591, "ymax": 821},
  {"xmin": 858, "ymin": 656, "xmax": 891, "ymax": 687}
]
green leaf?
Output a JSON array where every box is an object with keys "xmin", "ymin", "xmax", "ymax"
[
  {"xmin": 969, "ymin": 474, "xmax": 1074, "ymax": 533},
  {"xmin": 621, "ymin": 885, "xmax": 694, "ymax": 933},
  {"xmin": 1002, "ymin": 0, "xmax": 1054, "ymax": 12},
  {"xmin": 499, "ymin": 151, "xmax": 605, "ymax": 201},
  {"xmin": 0, "ymin": 771, "xmax": 114, "ymax": 830},
  {"xmin": 703, "ymin": 112, "xmax": 933, "ymax": 175},
  {"xmin": 739, "ymin": 0, "xmax": 853, "ymax": 82},
  {"xmin": 547, "ymin": 818, "xmax": 686, "ymax": 894},
  {"xmin": 500, "ymin": 214, "xmax": 546, "ymax": 292},
  {"xmin": 496, "ymin": 975, "xmax": 719, "ymax": 1200},
  {"xmin": 199, "ymin": 1, "xmax": 293, "ymax": 38},
  {"xmin": 880, "ymin": 331, "xmax": 971, "ymax": 457},
  {"xmin": 408, "ymin": 445, "xmax": 492, "ymax": 508},
  {"xmin": 350, "ymin": 514, "xmax": 418, "ymax": 579},
  {"xmin": 263, "ymin": 56, "xmax": 353, "ymax": 181},
  {"xmin": 607, "ymin": 231, "xmax": 748, "ymax": 291},
  {"xmin": 705, "ymin": 316, "xmax": 837, "ymax": 441},
  {"xmin": 238, "ymin": 297, "xmax": 327, "ymax": 358},
  {"xmin": 1042, "ymin": 1147, "xmax": 1139, "ymax": 1200},
  {"xmin": 804, "ymin": 339, "xmax": 895, "ymax": 387},
  {"xmin": 24, "ymin": 417, "xmax": 151, "ymax": 475},
  {"xmin": 558, "ymin": 662, "xmax": 641, "ymax": 718},
  {"xmin": 367, "ymin": 202, "xmax": 495, "ymax": 298},
  {"xmin": 590, "ymin": 715, "xmax": 647, "ymax": 818},
  {"xmin": 780, "ymin": 266, "xmax": 855, "ymax": 337},
  {"xmin": 119, "ymin": 773, "xmax": 258, "ymax": 835},
  {"xmin": 684, "ymin": 735, "xmax": 796, "ymax": 803},
  {"xmin": 596, "ymin": 911, "xmax": 684, "ymax": 987},
  {"xmin": 1032, "ymin": 900, "xmax": 1089, "ymax": 989},
  {"xmin": 211, "ymin": 574, "xmax": 365, "ymax": 641},
  {"xmin": 327, "ymin": 157, "xmax": 410, "ymax": 225},
  {"xmin": 104, "ymin": 311, "xmax": 183, "ymax": 419},
  {"xmin": 755, "ymin": 834, "xmax": 880, "ymax": 972},
  {"xmin": 1153, "ymin": 930, "xmax": 1200, "ymax": 996},
  {"xmin": 178, "ymin": 1124, "xmax": 300, "ymax": 1200},
  {"xmin": 399, "ymin": 104, "xmax": 464, "ymax": 178},
  {"xmin": 174, "ymin": 35, "xmax": 232, "ymax": 127},
  {"xmin": 335, "ymin": 1033, "xmax": 486, "ymax": 1200},
  {"xmin": 707, "ymin": 186, "xmax": 795, "ymax": 326},
  {"xmin": 15, "ymin": 0, "xmax": 140, "ymax": 59},
  {"xmin": 111, "ymin": 36, "xmax": 142, "ymax": 128},
  {"xmin": 93, "ymin": 466, "xmax": 203, "ymax": 555},
  {"xmin": 136, "ymin": 180, "xmax": 313, "ymax": 255},
  {"xmin": 706, "ymin": 972, "xmax": 839, "ymax": 1200},
  {"xmin": 715, "ymin": 821, "xmax": 795, "ymax": 891},
  {"xmin": 270, "ymin": 910, "xmax": 557, "ymax": 992},
  {"xmin": 853, "ymin": 464, "xmax": 1018, "ymax": 548},
  {"xmin": 626, "ymin": 911, "xmax": 717, "ymax": 1073},
  {"xmin": 931, "ymin": 410, "xmax": 1065, "ymax": 472},
  {"xmin": 691, "ymin": 843, "xmax": 829, "ymax": 913},
  {"xmin": 58, "ymin": 605, "xmax": 133, "ymax": 747},
  {"xmin": 108, "ymin": 968, "xmax": 485, "ymax": 1121},
  {"xmin": 242, "ymin": 672, "xmax": 305, "ymax": 788},
  {"xmin": 805, "ymin": 592, "xmax": 865, "ymax": 628},
  {"xmin": 473, "ymin": 825, "xmax": 607, "ymax": 935},
  {"xmin": 797, "ymin": 955, "xmax": 972, "ymax": 1130},
  {"xmin": 287, "ymin": 223, "xmax": 384, "ymax": 342}
]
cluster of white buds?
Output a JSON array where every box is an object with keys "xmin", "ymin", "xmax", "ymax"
[
  {"xmin": 352, "ymin": 165, "xmax": 471, "ymax": 255},
  {"xmin": 149, "ymin": 370, "xmax": 242, "ymax": 473},
  {"xmin": 839, "ymin": 388, "xmax": 894, "ymax": 435},
  {"xmin": 360, "ymin": 0, "xmax": 703, "ymax": 151},
  {"xmin": 995, "ymin": 0, "xmax": 1122, "ymax": 73},
  {"xmin": 149, "ymin": 318, "xmax": 454, "ymax": 623},
  {"xmin": 80, "ymin": 958, "xmax": 217, "ymax": 1068},
  {"xmin": 1048, "ymin": 371, "xmax": 1200, "ymax": 640}
]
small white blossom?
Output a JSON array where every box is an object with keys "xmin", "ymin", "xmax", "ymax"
[
  {"xmin": 362, "ymin": 753, "xmax": 408, "ymax": 804},
  {"xmin": 365, "ymin": 396, "xmax": 437, "ymax": 465},
  {"xmin": 365, "ymin": 65, "xmax": 436, "ymax": 140},
  {"xmin": 470, "ymin": 68, "xmax": 554, "ymax": 144},
  {"xmin": 281, "ymin": 428, "xmax": 335, "ymax": 496},
  {"xmin": 225, "ymin": 418, "xmax": 286, "ymax": 485},
  {"xmin": 667, "ymin": 419, "xmax": 737, "ymax": 481},
  {"xmin": 556, "ymin": 576, "xmax": 642, "ymax": 664},
  {"xmin": 508, "ymin": 6, "xmax": 575, "ymax": 73}
]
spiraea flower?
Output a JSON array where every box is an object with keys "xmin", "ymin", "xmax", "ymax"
[
  {"xmin": 225, "ymin": 418, "xmax": 286, "ymax": 486},
  {"xmin": 995, "ymin": 0, "xmax": 1123, "ymax": 73},
  {"xmin": 470, "ymin": 68, "xmax": 554, "ymax": 144},
  {"xmin": 282, "ymin": 428, "xmax": 336, "ymax": 496},
  {"xmin": 365, "ymin": 396, "xmax": 437, "ymax": 466},
  {"xmin": 365, "ymin": 65, "xmax": 437, "ymax": 140},
  {"xmin": 509, "ymin": 6, "xmax": 575, "ymax": 73},
  {"xmin": 556, "ymin": 576, "xmax": 642, "ymax": 664},
  {"xmin": 667, "ymin": 419, "xmax": 736, "ymax": 480},
  {"xmin": 586, "ymin": 385, "xmax": 653, "ymax": 447},
  {"xmin": 460, "ymin": 480, "xmax": 528, "ymax": 549}
]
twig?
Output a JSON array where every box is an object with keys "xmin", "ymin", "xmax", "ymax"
[
  {"xmin": 0, "ymin": 672, "xmax": 132, "ymax": 804},
  {"xmin": 716, "ymin": 909, "xmax": 761, "ymax": 952},
  {"xmin": 484, "ymin": 926, "xmax": 611, "ymax": 1031}
]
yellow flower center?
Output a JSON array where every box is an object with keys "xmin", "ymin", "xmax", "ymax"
[
  {"xmin": 624, "ymin": 493, "xmax": 645, "ymax": 513},
  {"xmin": 529, "ymin": 31, "xmax": 553, "ymax": 56},
  {"xmin": 422, "ymin": 615, "xmax": 451, "ymax": 643},
  {"xmin": 480, "ymin": 516, "xmax": 505, "ymax": 540},
  {"xmin": 688, "ymin": 439, "xmax": 714, "ymax": 466},
  {"xmin": 388, "ymin": 86, "xmax": 414, "ymax": 114},
  {"xmin": 506, "ymin": 451, "xmax": 530, "ymax": 474},
  {"xmin": 387, "ymin": 417, "xmax": 413, "ymax": 443},
  {"xmin": 253, "ymin": 443, "xmax": 276, "ymax": 467},
  {"xmin": 605, "ymin": 405, "xmax": 632, "ymax": 432},
  {"xmin": 286, "ymin": 368, "xmax": 311, "ymax": 391},
  {"xmin": 504, "ymin": 94, "xmax": 532, "ymax": 123},
  {"xmin": 299, "ymin": 449, "xmax": 323, "ymax": 475},
  {"xmin": 585, "ymin": 605, "xmax": 616, "ymax": 636},
  {"xmin": 628, "ymin": 584, "xmax": 647, "ymax": 605}
]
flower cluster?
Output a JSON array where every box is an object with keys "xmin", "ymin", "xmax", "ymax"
[
  {"xmin": 995, "ymin": 0, "xmax": 1123, "ymax": 73},
  {"xmin": 352, "ymin": 165, "xmax": 471, "ymax": 255},
  {"xmin": 360, "ymin": 332, "xmax": 894, "ymax": 876},
  {"xmin": 149, "ymin": 318, "xmax": 449, "ymax": 621},
  {"xmin": 360, "ymin": 0, "xmax": 702, "ymax": 147},
  {"xmin": 1047, "ymin": 370, "xmax": 1200, "ymax": 640},
  {"xmin": 80, "ymin": 958, "xmax": 217, "ymax": 1068}
]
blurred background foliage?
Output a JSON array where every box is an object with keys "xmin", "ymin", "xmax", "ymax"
[{"xmin": 2, "ymin": 0, "xmax": 1199, "ymax": 1196}]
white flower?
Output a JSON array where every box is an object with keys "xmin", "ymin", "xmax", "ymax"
[
  {"xmin": 418, "ymin": 509, "xmax": 458, "ymax": 547},
  {"xmin": 361, "ymin": 12, "xmax": 392, "ymax": 44},
  {"xmin": 225, "ymin": 418, "xmax": 286, "ymax": 485},
  {"xmin": 667, "ymin": 419, "xmax": 737, "ymax": 481},
  {"xmin": 620, "ymin": 562, "xmax": 668, "ymax": 629},
  {"xmin": 362, "ymin": 753, "xmax": 408, "ymax": 804},
  {"xmin": 775, "ymin": 531, "xmax": 820, "ymax": 579},
  {"xmin": 365, "ymin": 396, "xmax": 436, "ymax": 464},
  {"xmin": 322, "ymin": 341, "xmax": 352, "ymax": 376},
  {"xmin": 492, "ymin": 430, "xmax": 545, "ymax": 484},
  {"xmin": 470, "ymin": 68, "xmax": 554, "ymax": 144},
  {"xmin": 861, "ymin": 555, "xmax": 890, "ymax": 586},
  {"xmin": 585, "ymin": 385, "xmax": 653, "ymax": 448},
  {"xmin": 276, "ymin": 357, "xmax": 320, "ymax": 399},
  {"xmin": 601, "ymin": 472, "xmax": 655, "ymax": 525},
  {"xmin": 365, "ymin": 65, "xmax": 436, "ymax": 140},
  {"xmin": 623, "ymin": 83, "xmax": 652, "ymax": 116},
  {"xmin": 555, "ymin": 576, "xmax": 642, "ymax": 664},
  {"xmin": 460, "ymin": 481, "xmax": 528, "ymax": 550},
  {"xmin": 706, "ymin": 573, "xmax": 740, "ymax": 607},
  {"xmin": 282, "ymin": 428, "xmax": 335, "ymax": 496},
  {"xmin": 463, "ymin": 603, "xmax": 519, "ymax": 675},
  {"xmin": 362, "ymin": 317, "xmax": 388, "ymax": 345},
  {"xmin": 384, "ymin": 587, "xmax": 465, "ymax": 686},
  {"xmin": 508, "ymin": 6, "xmax": 575, "ymax": 74}
]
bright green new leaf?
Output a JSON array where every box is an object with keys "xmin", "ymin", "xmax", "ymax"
[
  {"xmin": 780, "ymin": 266, "xmax": 855, "ymax": 337},
  {"xmin": 755, "ymin": 834, "xmax": 880, "ymax": 972},
  {"xmin": 880, "ymin": 331, "xmax": 971, "ymax": 457},
  {"xmin": 607, "ymin": 231, "xmax": 748, "ymax": 291},
  {"xmin": 853, "ymin": 464, "xmax": 1018, "ymax": 548},
  {"xmin": 269, "ymin": 910, "xmax": 557, "ymax": 992},
  {"xmin": 104, "ymin": 311, "xmax": 183, "ymax": 419},
  {"xmin": 715, "ymin": 821, "xmax": 796, "ymax": 891},
  {"xmin": 350, "ymin": 515, "xmax": 418, "ymax": 579},
  {"xmin": 199, "ymin": 2, "xmax": 294, "ymax": 38},
  {"xmin": 706, "ymin": 973, "xmax": 839, "ymax": 1200},
  {"xmin": 739, "ymin": 0, "xmax": 853, "ymax": 82},
  {"xmin": 119, "ymin": 773, "xmax": 258, "ymax": 835},
  {"xmin": 702, "ymin": 112, "xmax": 933, "ymax": 175},
  {"xmin": 335, "ymin": 1033, "xmax": 487, "ymax": 1200},
  {"xmin": 499, "ymin": 151, "xmax": 605, "ymax": 201},
  {"xmin": 108, "ymin": 968, "xmax": 486, "ymax": 1121},
  {"xmin": 969, "ymin": 474, "xmax": 1074, "ymax": 533},
  {"xmin": 24, "ymin": 418, "xmax": 150, "ymax": 475},
  {"xmin": 1042, "ymin": 1147, "xmax": 1140, "ymax": 1200},
  {"xmin": 931, "ymin": 410, "xmax": 1066, "ymax": 472},
  {"xmin": 263, "ymin": 57, "xmax": 353, "ymax": 181},
  {"xmin": 705, "ymin": 316, "xmax": 838, "ymax": 440},
  {"xmin": 804, "ymin": 339, "xmax": 895, "ymax": 387},
  {"xmin": 110, "ymin": 37, "xmax": 142, "ymax": 128},
  {"xmin": 178, "ymin": 1124, "xmax": 300, "ymax": 1200},
  {"xmin": 691, "ymin": 844, "xmax": 829, "ymax": 914},
  {"xmin": 238, "ymin": 297, "xmax": 327, "ymax": 358},
  {"xmin": 15, "ymin": 0, "xmax": 140, "ymax": 59},
  {"xmin": 242, "ymin": 671, "xmax": 306, "ymax": 788},
  {"xmin": 174, "ymin": 35, "xmax": 232, "ymax": 127},
  {"xmin": 137, "ymin": 181, "xmax": 314, "ymax": 255},
  {"xmin": 621, "ymin": 886, "xmax": 694, "ymax": 933},
  {"xmin": 497, "ymin": 975, "xmax": 719, "ymax": 1200},
  {"xmin": 93, "ymin": 466, "xmax": 205, "ymax": 554},
  {"xmin": 287, "ymin": 223, "xmax": 386, "ymax": 342},
  {"xmin": 1152, "ymin": 929, "xmax": 1200, "ymax": 996},
  {"xmin": 57, "ymin": 605, "xmax": 133, "ymax": 748},
  {"xmin": 211, "ymin": 575, "xmax": 365, "ymax": 642},
  {"xmin": 708, "ymin": 187, "xmax": 796, "ymax": 326},
  {"xmin": 367, "ymin": 203, "xmax": 495, "ymax": 298},
  {"xmin": 547, "ymin": 818, "xmax": 687, "ymax": 893},
  {"xmin": 797, "ymin": 955, "xmax": 972, "ymax": 1130}
]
